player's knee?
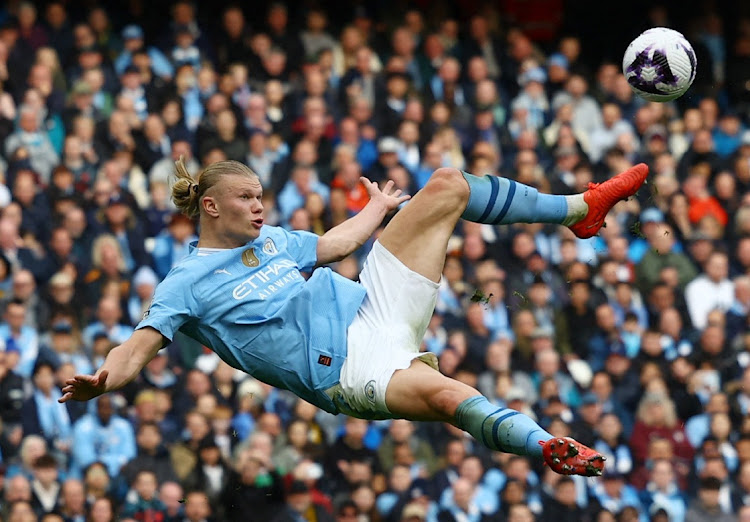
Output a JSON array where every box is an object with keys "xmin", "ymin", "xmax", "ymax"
[
  {"xmin": 425, "ymin": 387, "xmax": 466, "ymax": 420},
  {"xmin": 424, "ymin": 167, "xmax": 469, "ymax": 207}
]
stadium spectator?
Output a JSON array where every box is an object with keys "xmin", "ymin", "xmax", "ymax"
[{"xmin": 70, "ymin": 394, "xmax": 136, "ymax": 478}]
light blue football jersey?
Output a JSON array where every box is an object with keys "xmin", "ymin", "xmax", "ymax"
[{"xmin": 137, "ymin": 226, "xmax": 367, "ymax": 414}]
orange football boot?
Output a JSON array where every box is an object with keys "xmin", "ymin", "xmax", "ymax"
[
  {"xmin": 569, "ymin": 163, "xmax": 649, "ymax": 239},
  {"xmin": 541, "ymin": 437, "xmax": 607, "ymax": 477}
]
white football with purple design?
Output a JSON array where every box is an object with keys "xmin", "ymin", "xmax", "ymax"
[{"xmin": 622, "ymin": 27, "xmax": 696, "ymax": 102}]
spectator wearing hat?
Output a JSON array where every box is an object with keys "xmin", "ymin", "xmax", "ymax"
[
  {"xmin": 513, "ymin": 67, "xmax": 550, "ymax": 131},
  {"xmin": 127, "ymin": 266, "xmax": 159, "ymax": 326},
  {"xmin": 114, "ymin": 25, "xmax": 173, "ymax": 80},
  {"xmin": 628, "ymin": 207, "xmax": 668, "ymax": 263},
  {"xmin": 22, "ymin": 361, "xmax": 72, "ymax": 458},
  {"xmin": 365, "ymin": 136, "xmax": 401, "ymax": 183},
  {"xmin": 545, "ymin": 53, "xmax": 570, "ymax": 98},
  {"xmin": 685, "ymin": 476, "xmax": 734, "ymax": 522}
]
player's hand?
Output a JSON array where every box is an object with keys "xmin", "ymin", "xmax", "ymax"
[
  {"xmin": 59, "ymin": 371, "xmax": 109, "ymax": 403},
  {"xmin": 361, "ymin": 177, "xmax": 410, "ymax": 212}
]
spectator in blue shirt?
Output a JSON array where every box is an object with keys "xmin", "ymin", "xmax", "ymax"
[
  {"xmin": 70, "ymin": 394, "xmax": 136, "ymax": 478},
  {"xmin": 151, "ymin": 213, "xmax": 197, "ymax": 280},
  {"xmin": 278, "ymin": 165, "xmax": 330, "ymax": 226},
  {"xmin": 22, "ymin": 361, "xmax": 72, "ymax": 461},
  {"xmin": 81, "ymin": 296, "xmax": 134, "ymax": 350},
  {"xmin": 0, "ymin": 299, "xmax": 40, "ymax": 379},
  {"xmin": 591, "ymin": 471, "xmax": 645, "ymax": 521},
  {"xmin": 114, "ymin": 25, "xmax": 173, "ymax": 80}
]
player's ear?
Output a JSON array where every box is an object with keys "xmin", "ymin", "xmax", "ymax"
[{"xmin": 202, "ymin": 195, "xmax": 220, "ymax": 218}]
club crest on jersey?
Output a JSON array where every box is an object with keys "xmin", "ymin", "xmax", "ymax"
[
  {"xmin": 365, "ymin": 380, "xmax": 376, "ymax": 402},
  {"xmin": 263, "ymin": 238, "xmax": 278, "ymax": 256},
  {"xmin": 242, "ymin": 248, "xmax": 259, "ymax": 268}
]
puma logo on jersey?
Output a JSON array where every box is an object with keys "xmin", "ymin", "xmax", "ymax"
[{"xmin": 214, "ymin": 268, "xmax": 232, "ymax": 276}]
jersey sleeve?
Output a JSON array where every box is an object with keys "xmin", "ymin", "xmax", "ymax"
[
  {"xmin": 136, "ymin": 267, "xmax": 196, "ymax": 341},
  {"xmin": 278, "ymin": 228, "xmax": 319, "ymax": 271}
]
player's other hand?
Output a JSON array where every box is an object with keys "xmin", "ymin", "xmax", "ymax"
[
  {"xmin": 361, "ymin": 177, "xmax": 410, "ymax": 212},
  {"xmin": 59, "ymin": 370, "xmax": 109, "ymax": 403}
]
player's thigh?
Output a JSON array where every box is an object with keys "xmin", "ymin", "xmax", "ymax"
[
  {"xmin": 384, "ymin": 358, "xmax": 479, "ymax": 423},
  {"xmin": 358, "ymin": 240, "xmax": 438, "ymax": 346},
  {"xmin": 378, "ymin": 167, "xmax": 469, "ymax": 283}
]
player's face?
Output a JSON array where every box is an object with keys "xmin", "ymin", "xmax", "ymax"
[{"xmin": 212, "ymin": 175, "xmax": 264, "ymax": 245}]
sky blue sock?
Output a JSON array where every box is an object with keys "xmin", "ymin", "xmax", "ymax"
[
  {"xmin": 461, "ymin": 171, "xmax": 575, "ymax": 225},
  {"xmin": 454, "ymin": 395, "xmax": 553, "ymax": 458}
]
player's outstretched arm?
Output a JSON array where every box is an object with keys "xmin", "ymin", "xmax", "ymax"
[
  {"xmin": 316, "ymin": 178, "xmax": 409, "ymax": 265},
  {"xmin": 58, "ymin": 327, "xmax": 166, "ymax": 403}
]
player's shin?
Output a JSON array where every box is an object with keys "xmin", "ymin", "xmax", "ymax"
[
  {"xmin": 454, "ymin": 395, "xmax": 552, "ymax": 457},
  {"xmin": 460, "ymin": 171, "xmax": 587, "ymax": 226}
]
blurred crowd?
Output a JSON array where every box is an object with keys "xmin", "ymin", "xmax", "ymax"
[{"xmin": 0, "ymin": 0, "xmax": 749, "ymax": 521}]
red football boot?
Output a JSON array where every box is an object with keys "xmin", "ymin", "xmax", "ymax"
[
  {"xmin": 540, "ymin": 437, "xmax": 607, "ymax": 477},
  {"xmin": 568, "ymin": 163, "xmax": 649, "ymax": 239}
]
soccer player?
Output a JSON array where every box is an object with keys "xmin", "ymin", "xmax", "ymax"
[{"xmin": 61, "ymin": 159, "xmax": 649, "ymax": 476}]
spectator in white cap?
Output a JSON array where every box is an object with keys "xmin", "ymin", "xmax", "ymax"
[
  {"xmin": 366, "ymin": 136, "xmax": 403, "ymax": 183},
  {"xmin": 628, "ymin": 207, "xmax": 666, "ymax": 263},
  {"xmin": 513, "ymin": 66, "xmax": 549, "ymax": 130},
  {"xmin": 128, "ymin": 266, "xmax": 159, "ymax": 326}
]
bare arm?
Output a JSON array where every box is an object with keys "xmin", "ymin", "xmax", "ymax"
[
  {"xmin": 316, "ymin": 178, "xmax": 409, "ymax": 265},
  {"xmin": 59, "ymin": 327, "xmax": 166, "ymax": 402}
]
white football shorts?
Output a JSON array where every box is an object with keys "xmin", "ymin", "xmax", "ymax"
[{"xmin": 325, "ymin": 240, "xmax": 440, "ymax": 419}]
